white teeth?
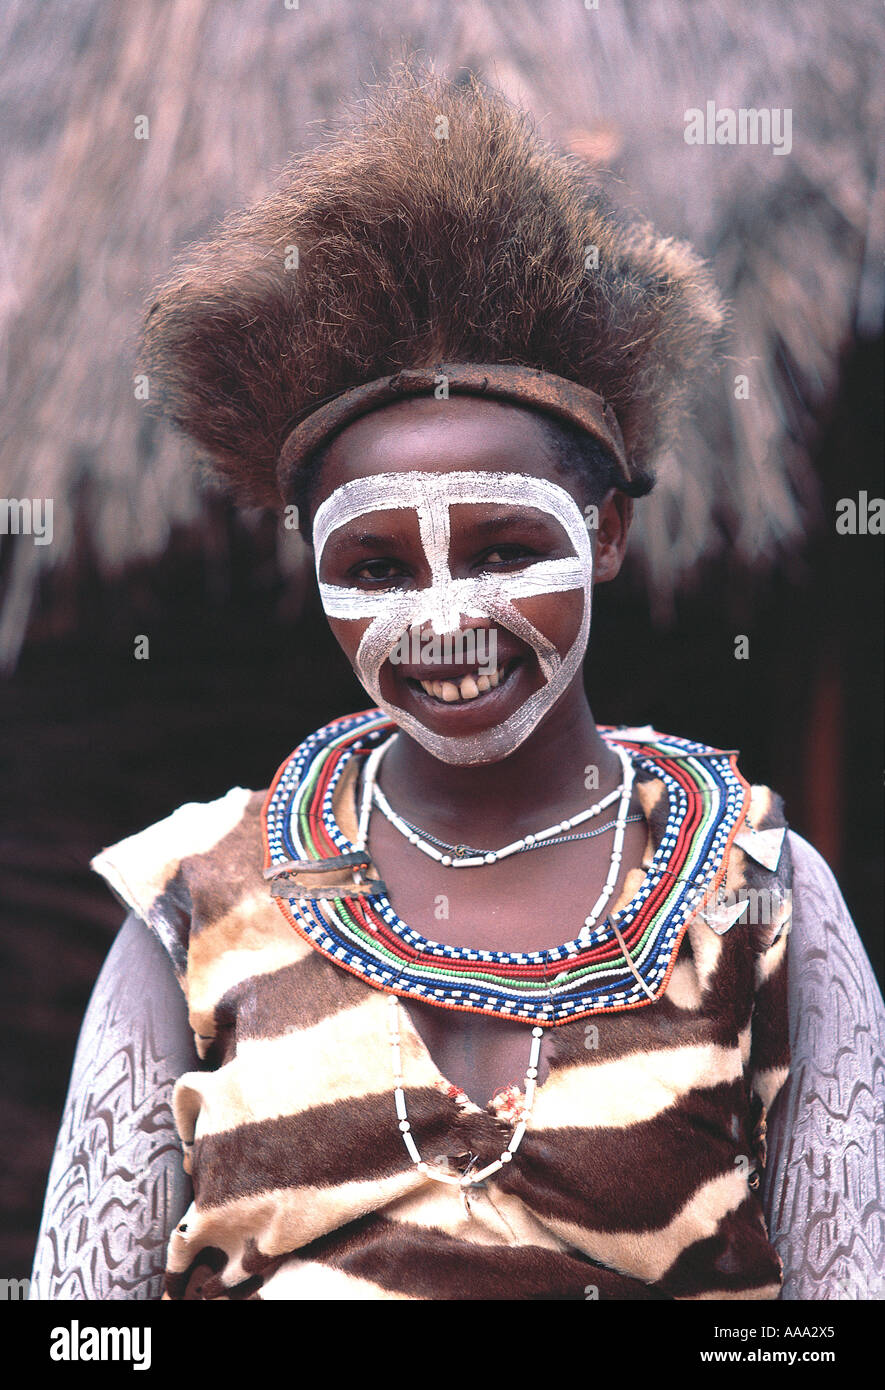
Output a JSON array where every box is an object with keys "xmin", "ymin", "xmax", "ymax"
[{"xmin": 417, "ymin": 666, "xmax": 507, "ymax": 701}]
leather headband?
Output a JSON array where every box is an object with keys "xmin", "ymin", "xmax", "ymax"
[{"xmin": 276, "ymin": 363, "xmax": 632, "ymax": 501}]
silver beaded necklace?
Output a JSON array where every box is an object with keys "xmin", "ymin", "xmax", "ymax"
[
  {"xmin": 377, "ymin": 804, "xmax": 643, "ymax": 863},
  {"xmin": 371, "ymin": 775, "xmax": 636, "ymax": 868}
]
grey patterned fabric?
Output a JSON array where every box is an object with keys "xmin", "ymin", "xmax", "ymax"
[
  {"xmin": 30, "ymin": 915, "xmax": 197, "ymax": 1300},
  {"xmin": 30, "ymin": 831, "xmax": 883, "ymax": 1299},
  {"xmin": 762, "ymin": 834, "xmax": 885, "ymax": 1299}
]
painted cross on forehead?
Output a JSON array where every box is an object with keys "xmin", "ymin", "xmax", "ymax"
[{"xmin": 313, "ymin": 471, "xmax": 594, "ymax": 764}]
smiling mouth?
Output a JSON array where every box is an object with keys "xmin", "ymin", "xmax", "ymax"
[{"xmin": 404, "ymin": 659, "xmax": 521, "ymax": 704}]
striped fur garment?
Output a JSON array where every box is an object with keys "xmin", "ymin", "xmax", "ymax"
[{"xmin": 92, "ymin": 719, "xmax": 791, "ymax": 1300}]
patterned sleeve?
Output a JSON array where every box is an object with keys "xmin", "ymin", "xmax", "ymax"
[
  {"xmin": 30, "ymin": 913, "xmax": 199, "ymax": 1299},
  {"xmin": 761, "ymin": 832, "xmax": 885, "ymax": 1299}
]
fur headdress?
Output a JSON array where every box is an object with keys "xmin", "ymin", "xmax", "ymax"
[{"xmin": 138, "ymin": 60, "xmax": 726, "ymax": 510}]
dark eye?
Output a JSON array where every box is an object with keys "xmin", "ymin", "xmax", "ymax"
[
  {"xmin": 350, "ymin": 558, "xmax": 411, "ymax": 585},
  {"xmin": 476, "ymin": 543, "xmax": 538, "ymax": 571}
]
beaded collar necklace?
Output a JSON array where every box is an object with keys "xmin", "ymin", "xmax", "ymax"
[{"xmin": 262, "ymin": 710, "xmax": 750, "ymax": 1025}]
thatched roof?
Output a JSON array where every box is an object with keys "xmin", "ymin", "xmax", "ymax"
[{"xmin": 1, "ymin": 0, "xmax": 882, "ymax": 668}]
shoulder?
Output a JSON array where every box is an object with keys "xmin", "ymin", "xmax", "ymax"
[
  {"xmin": 605, "ymin": 721, "xmax": 791, "ymax": 840},
  {"xmin": 786, "ymin": 829, "xmax": 845, "ymax": 901},
  {"xmin": 90, "ymin": 785, "xmax": 266, "ymax": 977},
  {"xmin": 784, "ymin": 828, "xmax": 864, "ymax": 949},
  {"xmin": 87, "ymin": 711, "xmax": 386, "ymax": 979}
]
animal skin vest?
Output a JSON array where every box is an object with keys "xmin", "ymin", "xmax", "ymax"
[{"xmin": 91, "ymin": 714, "xmax": 792, "ymax": 1300}]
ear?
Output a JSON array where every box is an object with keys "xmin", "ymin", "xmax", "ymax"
[{"xmin": 593, "ymin": 492, "xmax": 633, "ymax": 583}]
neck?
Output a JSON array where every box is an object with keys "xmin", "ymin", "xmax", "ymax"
[{"xmin": 377, "ymin": 679, "xmax": 622, "ymax": 841}]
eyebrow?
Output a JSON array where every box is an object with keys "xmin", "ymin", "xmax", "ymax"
[
  {"xmin": 465, "ymin": 512, "xmax": 559, "ymax": 537},
  {"xmin": 332, "ymin": 529, "xmax": 406, "ymax": 551},
  {"xmin": 333, "ymin": 511, "xmax": 558, "ymax": 551}
]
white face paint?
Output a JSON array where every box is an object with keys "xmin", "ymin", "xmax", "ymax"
[{"xmin": 313, "ymin": 471, "xmax": 594, "ymax": 764}]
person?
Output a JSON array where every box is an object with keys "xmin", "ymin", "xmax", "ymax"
[{"xmin": 31, "ymin": 63, "xmax": 883, "ymax": 1301}]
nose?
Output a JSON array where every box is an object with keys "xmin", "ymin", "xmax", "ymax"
[
  {"xmin": 416, "ymin": 577, "xmax": 498, "ymax": 638},
  {"xmin": 413, "ymin": 615, "xmax": 495, "ymax": 640}
]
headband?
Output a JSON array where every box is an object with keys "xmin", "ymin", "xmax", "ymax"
[{"xmin": 276, "ymin": 362, "xmax": 632, "ymax": 502}]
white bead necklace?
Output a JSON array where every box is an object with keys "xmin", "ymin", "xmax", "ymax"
[
  {"xmin": 362, "ymin": 733, "xmax": 637, "ymax": 1184},
  {"xmin": 367, "ymin": 740, "xmax": 632, "ymax": 871},
  {"xmin": 361, "ymin": 735, "xmax": 635, "ymax": 941},
  {"xmin": 578, "ymin": 744, "xmax": 635, "ymax": 938},
  {"xmin": 388, "ymin": 993, "xmax": 544, "ymax": 1188}
]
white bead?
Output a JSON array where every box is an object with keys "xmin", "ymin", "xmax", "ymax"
[
  {"xmin": 441, "ymin": 855, "xmax": 452, "ymax": 866},
  {"xmin": 525, "ymin": 834, "xmax": 535, "ymax": 846},
  {"xmin": 500, "ymin": 1150, "xmax": 513, "ymax": 1162},
  {"xmin": 507, "ymin": 1120, "xmax": 528, "ymax": 1152},
  {"xmin": 485, "ymin": 853, "xmax": 497, "ymax": 864},
  {"xmin": 408, "ymin": 833, "xmax": 419, "ymax": 844},
  {"xmin": 526, "ymin": 1066, "xmax": 538, "ymax": 1079},
  {"xmin": 532, "ymin": 1027, "xmax": 543, "ymax": 1037},
  {"xmin": 399, "ymin": 1119, "xmax": 410, "ymax": 1132},
  {"xmin": 463, "ymin": 1160, "xmax": 504, "ymax": 1185}
]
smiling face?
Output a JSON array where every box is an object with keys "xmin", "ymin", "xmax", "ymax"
[{"xmin": 308, "ymin": 396, "xmax": 630, "ymax": 765}]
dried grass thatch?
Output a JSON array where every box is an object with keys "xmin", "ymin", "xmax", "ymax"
[{"xmin": 1, "ymin": 0, "xmax": 882, "ymax": 668}]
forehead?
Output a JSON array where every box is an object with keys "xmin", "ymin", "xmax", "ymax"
[
  {"xmin": 312, "ymin": 469, "xmax": 585, "ymax": 562},
  {"xmin": 310, "ymin": 395, "xmax": 572, "ymax": 509}
]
